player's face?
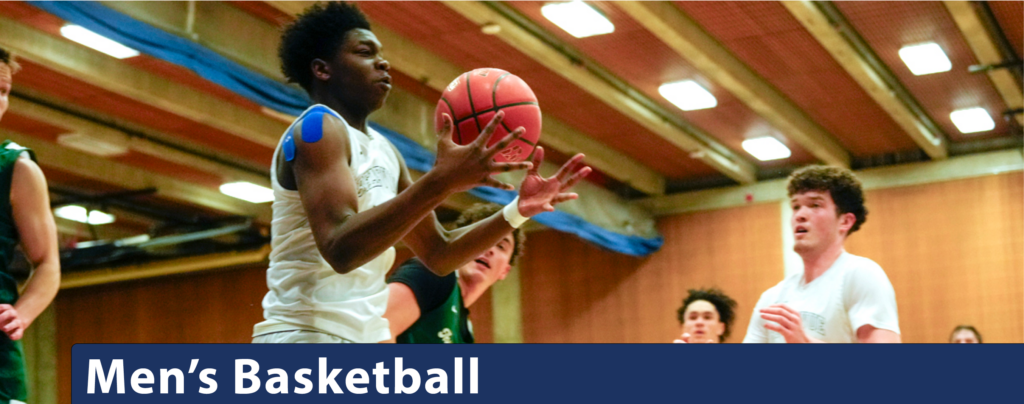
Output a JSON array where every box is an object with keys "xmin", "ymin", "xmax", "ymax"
[
  {"xmin": 790, "ymin": 190, "xmax": 853, "ymax": 254},
  {"xmin": 951, "ymin": 329, "xmax": 980, "ymax": 343},
  {"xmin": 328, "ymin": 28, "xmax": 391, "ymax": 113},
  {"xmin": 0, "ymin": 64, "xmax": 12, "ymax": 122},
  {"xmin": 463, "ymin": 233, "xmax": 515, "ymax": 283},
  {"xmin": 681, "ymin": 300, "xmax": 724, "ymax": 343}
]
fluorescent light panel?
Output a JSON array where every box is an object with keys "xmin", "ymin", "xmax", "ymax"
[
  {"xmin": 949, "ymin": 107, "xmax": 995, "ymax": 134},
  {"xmin": 220, "ymin": 182, "xmax": 274, "ymax": 203},
  {"xmin": 742, "ymin": 137, "xmax": 792, "ymax": 161},
  {"xmin": 54, "ymin": 205, "xmax": 116, "ymax": 225},
  {"xmin": 898, "ymin": 42, "xmax": 951, "ymax": 76},
  {"xmin": 60, "ymin": 24, "xmax": 140, "ymax": 59},
  {"xmin": 658, "ymin": 80, "xmax": 717, "ymax": 111},
  {"xmin": 541, "ymin": 1, "xmax": 615, "ymax": 38}
]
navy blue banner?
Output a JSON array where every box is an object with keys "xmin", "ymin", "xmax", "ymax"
[{"xmin": 73, "ymin": 344, "xmax": 1022, "ymax": 403}]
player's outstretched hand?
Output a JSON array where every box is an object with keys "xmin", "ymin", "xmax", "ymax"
[
  {"xmin": 760, "ymin": 304, "xmax": 819, "ymax": 343},
  {"xmin": 517, "ymin": 147, "xmax": 590, "ymax": 217},
  {"xmin": 0, "ymin": 304, "xmax": 26, "ymax": 341},
  {"xmin": 433, "ymin": 111, "xmax": 534, "ymax": 193}
]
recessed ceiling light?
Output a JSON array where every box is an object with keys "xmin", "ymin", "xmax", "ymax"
[
  {"xmin": 898, "ymin": 42, "xmax": 951, "ymax": 76},
  {"xmin": 541, "ymin": 1, "xmax": 615, "ymax": 38},
  {"xmin": 54, "ymin": 205, "xmax": 116, "ymax": 225},
  {"xmin": 658, "ymin": 80, "xmax": 717, "ymax": 111},
  {"xmin": 60, "ymin": 24, "xmax": 140, "ymax": 59},
  {"xmin": 220, "ymin": 181, "xmax": 274, "ymax": 203},
  {"xmin": 742, "ymin": 137, "xmax": 792, "ymax": 161},
  {"xmin": 949, "ymin": 107, "xmax": 995, "ymax": 134}
]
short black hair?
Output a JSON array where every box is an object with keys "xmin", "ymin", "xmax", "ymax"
[
  {"xmin": 677, "ymin": 288, "xmax": 738, "ymax": 343},
  {"xmin": 279, "ymin": 2, "xmax": 371, "ymax": 92},
  {"xmin": 454, "ymin": 203, "xmax": 526, "ymax": 266},
  {"xmin": 950, "ymin": 325, "xmax": 982, "ymax": 343},
  {"xmin": 0, "ymin": 46, "xmax": 21, "ymax": 73},
  {"xmin": 787, "ymin": 165, "xmax": 868, "ymax": 235}
]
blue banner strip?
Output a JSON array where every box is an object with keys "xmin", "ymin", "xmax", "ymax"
[
  {"xmin": 31, "ymin": 1, "xmax": 663, "ymax": 256},
  {"xmin": 72, "ymin": 344, "xmax": 1024, "ymax": 403}
]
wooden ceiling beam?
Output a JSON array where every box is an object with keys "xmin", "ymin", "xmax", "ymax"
[
  {"xmin": 440, "ymin": 1, "xmax": 756, "ymax": 184},
  {"xmin": 944, "ymin": 1, "xmax": 1024, "ymax": 125},
  {"xmin": 783, "ymin": 1, "xmax": 948, "ymax": 160},
  {"xmin": 0, "ymin": 129, "xmax": 272, "ymax": 223},
  {"xmin": 616, "ymin": 2, "xmax": 851, "ymax": 168},
  {"xmin": 8, "ymin": 94, "xmax": 272, "ymax": 188},
  {"xmin": 0, "ymin": 15, "xmax": 286, "ymax": 149}
]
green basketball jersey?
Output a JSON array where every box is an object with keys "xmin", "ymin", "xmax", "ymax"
[
  {"xmin": 0, "ymin": 140, "xmax": 31, "ymax": 402},
  {"xmin": 389, "ymin": 259, "xmax": 474, "ymax": 344}
]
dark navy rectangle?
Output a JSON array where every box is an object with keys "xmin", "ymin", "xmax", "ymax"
[{"xmin": 72, "ymin": 344, "xmax": 1023, "ymax": 403}]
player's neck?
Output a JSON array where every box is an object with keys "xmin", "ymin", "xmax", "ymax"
[
  {"xmin": 310, "ymin": 89, "xmax": 370, "ymax": 133},
  {"xmin": 458, "ymin": 275, "xmax": 490, "ymax": 308},
  {"xmin": 800, "ymin": 241, "xmax": 845, "ymax": 283}
]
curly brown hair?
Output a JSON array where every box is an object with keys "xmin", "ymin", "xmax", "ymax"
[
  {"xmin": 454, "ymin": 203, "xmax": 526, "ymax": 266},
  {"xmin": 0, "ymin": 46, "xmax": 21, "ymax": 74},
  {"xmin": 677, "ymin": 288, "xmax": 738, "ymax": 342},
  {"xmin": 787, "ymin": 165, "xmax": 868, "ymax": 235},
  {"xmin": 278, "ymin": 2, "xmax": 370, "ymax": 92}
]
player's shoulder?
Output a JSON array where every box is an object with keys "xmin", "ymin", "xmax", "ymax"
[
  {"xmin": 837, "ymin": 252, "xmax": 889, "ymax": 282},
  {"xmin": 293, "ymin": 105, "xmax": 349, "ymax": 143}
]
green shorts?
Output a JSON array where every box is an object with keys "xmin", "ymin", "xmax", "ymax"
[{"xmin": 0, "ymin": 337, "xmax": 27, "ymax": 403}]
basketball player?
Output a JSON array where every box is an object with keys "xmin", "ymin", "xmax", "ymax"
[
  {"xmin": 949, "ymin": 325, "xmax": 982, "ymax": 343},
  {"xmin": 744, "ymin": 166, "xmax": 900, "ymax": 343},
  {"xmin": 384, "ymin": 203, "xmax": 524, "ymax": 343},
  {"xmin": 0, "ymin": 47, "xmax": 62, "ymax": 403},
  {"xmin": 253, "ymin": 3, "xmax": 590, "ymax": 344},
  {"xmin": 673, "ymin": 288, "xmax": 737, "ymax": 343}
]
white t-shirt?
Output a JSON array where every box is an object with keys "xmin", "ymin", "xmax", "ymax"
[
  {"xmin": 253, "ymin": 104, "xmax": 400, "ymax": 343},
  {"xmin": 743, "ymin": 252, "xmax": 900, "ymax": 343}
]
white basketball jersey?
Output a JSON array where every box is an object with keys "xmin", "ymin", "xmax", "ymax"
[{"xmin": 253, "ymin": 104, "xmax": 400, "ymax": 343}]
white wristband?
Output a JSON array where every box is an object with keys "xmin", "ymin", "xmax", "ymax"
[{"xmin": 502, "ymin": 196, "xmax": 529, "ymax": 228}]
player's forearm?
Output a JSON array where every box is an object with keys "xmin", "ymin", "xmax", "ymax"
[
  {"xmin": 322, "ymin": 174, "xmax": 451, "ymax": 273},
  {"xmin": 13, "ymin": 258, "xmax": 59, "ymax": 329},
  {"xmin": 420, "ymin": 213, "xmax": 512, "ymax": 276}
]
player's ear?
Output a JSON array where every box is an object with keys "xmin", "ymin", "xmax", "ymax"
[
  {"xmin": 498, "ymin": 264, "xmax": 512, "ymax": 281},
  {"xmin": 838, "ymin": 212, "xmax": 856, "ymax": 235},
  {"xmin": 311, "ymin": 58, "xmax": 331, "ymax": 82}
]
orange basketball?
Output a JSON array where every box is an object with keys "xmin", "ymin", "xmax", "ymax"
[{"xmin": 435, "ymin": 68, "xmax": 541, "ymax": 162}]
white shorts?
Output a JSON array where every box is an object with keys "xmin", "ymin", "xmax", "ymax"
[{"xmin": 252, "ymin": 330, "xmax": 355, "ymax": 344}]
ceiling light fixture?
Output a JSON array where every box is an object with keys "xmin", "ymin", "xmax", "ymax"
[
  {"xmin": 742, "ymin": 137, "xmax": 792, "ymax": 161},
  {"xmin": 949, "ymin": 107, "xmax": 995, "ymax": 134},
  {"xmin": 898, "ymin": 42, "xmax": 951, "ymax": 76},
  {"xmin": 60, "ymin": 24, "xmax": 140, "ymax": 59},
  {"xmin": 541, "ymin": 1, "xmax": 615, "ymax": 38},
  {"xmin": 658, "ymin": 80, "xmax": 718, "ymax": 111},
  {"xmin": 54, "ymin": 205, "xmax": 116, "ymax": 225},
  {"xmin": 220, "ymin": 181, "xmax": 274, "ymax": 204}
]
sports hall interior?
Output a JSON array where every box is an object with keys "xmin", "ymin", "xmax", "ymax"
[{"xmin": 0, "ymin": 2, "xmax": 1020, "ymax": 403}]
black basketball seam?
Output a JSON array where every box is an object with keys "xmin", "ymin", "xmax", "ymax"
[
  {"xmin": 453, "ymin": 102, "xmax": 540, "ymax": 125},
  {"xmin": 465, "ymin": 72, "xmax": 482, "ymax": 134},
  {"xmin": 440, "ymin": 96, "xmax": 461, "ymax": 144},
  {"xmin": 492, "ymin": 73, "xmax": 515, "ymax": 134}
]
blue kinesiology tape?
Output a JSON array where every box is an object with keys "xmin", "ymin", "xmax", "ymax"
[{"xmin": 284, "ymin": 106, "xmax": 331, "ymax": 162}]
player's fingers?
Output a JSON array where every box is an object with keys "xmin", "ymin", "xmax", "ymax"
[
  {"xmin": 485, "ymin": 127, "xmax": 525, "ymax": 156},
  {"xmin": 8, "ymin": 327, "xmax": 22, "ymax": 341},
  {"xmin": 551, "ymin": 193, "xmax": 578, "ymax": 204},
  {"xmin": 481, "ymin": 177, "xmax": 515, "ymax": 191},
  {"xmin": 560, "ymin": 167, "xmax": 591, "ymax": 191},
  {"xmin": 760, "ymin": 313, "xmax": 796, "ymax": 331},
  {"xmin": 475, "ymin": 111, "xmax": 506, "ymax": 146},
  {"xmin": 553, "ymin": 153, "xmax": 585, "ymax": 182},
  {"xmin": 528, "ymin": 147, "xmax": 544, "ymax": 175},
  {"xmin": 490, "ymin": 161, "xmax": 533, "ymax": 173},
  {"xmin": 763, "ymin": 323, "xmax": 786, "ymax": 335}
]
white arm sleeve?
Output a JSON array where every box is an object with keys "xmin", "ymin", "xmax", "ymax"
[
  {"xmin": 742, "ymin": 288, "xmax": 776, "ymax": 343},
  {"xmin": 843, "ymin": 260, "xmax": 900, "ymax": 335}
]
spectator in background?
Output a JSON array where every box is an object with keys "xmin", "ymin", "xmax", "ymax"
[
  {"xmin": 674, "ymin": 288, "xmax": 737, "ymax": 343},
  {"xmin": 949, "ymin": 325, "xmax": 982, "ymax": 343}
]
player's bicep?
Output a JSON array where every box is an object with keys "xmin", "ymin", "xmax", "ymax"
[
  {"xmin": 385, "ymin": 282, "xmax": 422, "ymax": 337},
  {"xmin": 10, "ymin": 158, "xmax": 58, "ymax": 267},
  {"xmin": 292, "ymin": 114, "xmax": 360, "ymax": 243},
  {"xmin": 857, "ymin": 325, "xmax": 901, "ymax": 343}
]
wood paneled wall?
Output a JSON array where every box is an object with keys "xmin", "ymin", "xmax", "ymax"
[
  {"xmin": 845, "ymin": 172, "xmax": 1023, "ymax": 343},
  {"xmin": 520, "ymin": 202, "xmax": 784, "ymax": 343}
]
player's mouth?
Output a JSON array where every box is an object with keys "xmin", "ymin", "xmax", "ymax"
[
  {"xmin": 377, "ymin": 75, "xmax": 392, "ymax": 88},
  {"xmin": 474, "ymin": 258, "xmax": 490, "ymax": 269},
  {"xmin": 794, "ymin": 225, "xmax": 809, "ymax": 237}
]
